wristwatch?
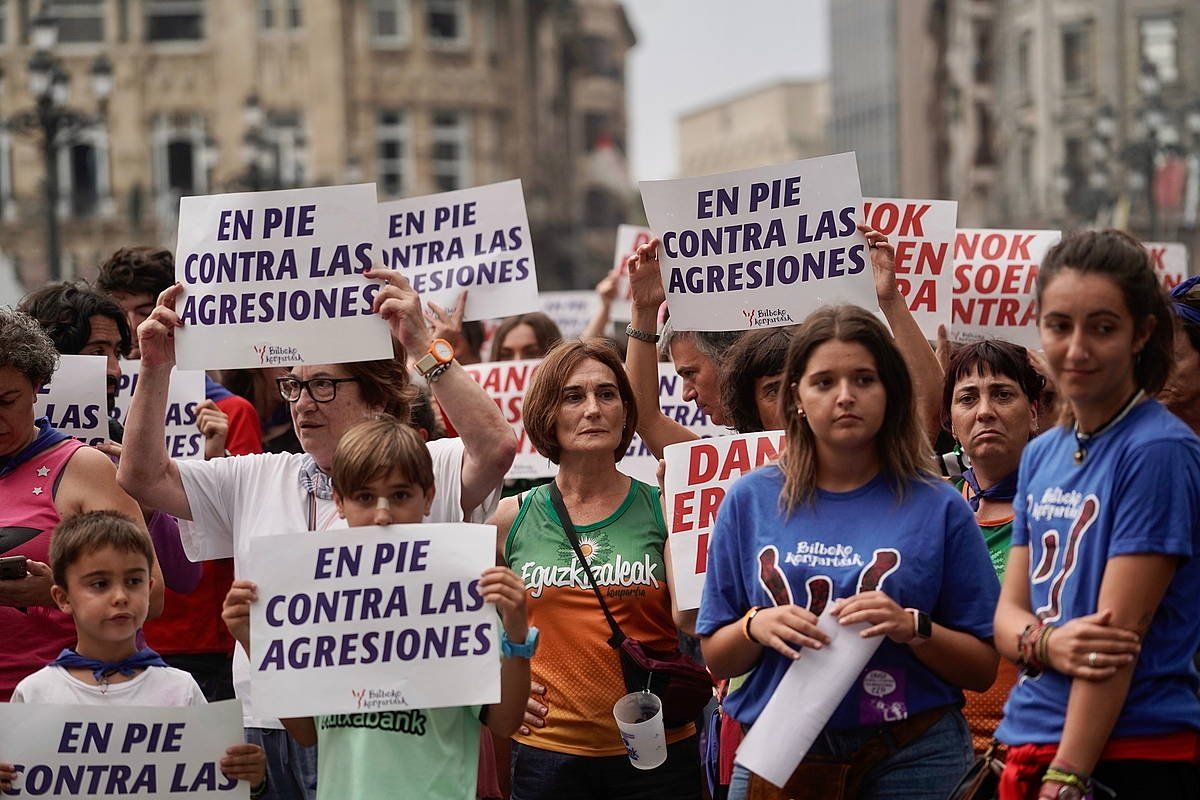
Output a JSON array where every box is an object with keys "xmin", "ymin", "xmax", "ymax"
[
  {"xmin": 501, "ymin": 627, "xmax": 540, "ymax": 659},
  {"xmin": 908, "ymin": 608, "xmax": 932, "ymax": 644},
  {"xmin": 415, "ymin": 338, "xmax": 455, "ymax": 382}
]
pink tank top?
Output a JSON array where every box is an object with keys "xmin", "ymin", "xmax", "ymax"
[{"xmin": 0, "ymin": 438, "xmax": 84, "ymax": 699}]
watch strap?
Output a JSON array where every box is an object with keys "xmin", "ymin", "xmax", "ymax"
[{"xmin": 501, "ymin": 626, "xmax": 539, "ymax": 659}]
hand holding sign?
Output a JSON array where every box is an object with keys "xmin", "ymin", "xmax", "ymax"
[
  {"xmin": 750, "ymin": 605, "xmax": 831, "ymax": 660},
  {"xmin": 219, "ymin": 744, "xmax": 266, "ymax": 788},
  {"xmin": 426, "ymin": 290, "xmax": 471, "ymax": 357},
  {"xmin": 365, "ymin": 267, "xmax": 431, "ymax": 358},
  {"xmin": 478, "ymin": 566, "xmax": 529, "ymax": 643},
  {"xmin": 138, "ymin": 283, "xmax": 185, "ymax": 371},
  {"xmin": 221, "ymin": 580, "xmax": 258, "ymax": 654},
  {"xmin": 627, "ymin": 238, "xmax": 666, "ymax": 313},
  {"xmin": 859, "ymin": 224, "xmax": 899, "ymax": 306}
]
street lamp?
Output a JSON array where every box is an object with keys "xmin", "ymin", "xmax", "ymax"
[{"xmin": 5, "ymin": 5, "xmax": 114, "ymax": 281}]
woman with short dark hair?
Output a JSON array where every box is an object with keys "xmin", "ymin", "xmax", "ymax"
[{"xmin": 492, "ymin": 338, "xmax": 702, "ymax": 800}]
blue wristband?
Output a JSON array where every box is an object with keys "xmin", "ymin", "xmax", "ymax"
[{"xmin": 500, "ymin": 627, "xmax": 540, "ymax": 659}]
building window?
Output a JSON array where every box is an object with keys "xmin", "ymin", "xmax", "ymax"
[
  {"xmin": 583, "ymin": 112, "xmax": 612, "ymax": 152},
  {"xmin": 580, "ymin": 34, "xmax": 618, "ymax": 78},
  {"xmin": 0, "ymin": 0, "xmax": 8, "ymax": 45},
  {"xmin": 152, "ymin": 117, "xmax": 209, "ymax": 220},
  {"xmin": 1061, "ymin": 22, "xmax": 1092, "ymax": 92},
  {"xmin": 432, "ymin": 111, "xmax": 469, "ymax": 192},
  {"xmin": 57, "ymin": 127, "xmax": 109, "ymax": 218},
  {"xmin": 51, "ymin": 0, "xmax": 104, "ymax": 43},
  {"xmin": 264, "ymin": 112, "xmax": 307, "ymax": 188},
  {"xmin": 259, "ymin": 0, "xmax": 273, "ymax": 29},
  {"xmin": 427, "ymin": 0, "xmax": 466, "ymax": 47},
  {"xmin": 974, "ymin": 103, "xmax": 996, "ymax": 167},
  {"xmin": 972, "ymin": 20, "xmax": 992, "ymax": 84},
  {"xmin": 285, "ymin": 0, "xmax": 300, "ymax": 29},
  {"xmin": 145, "ymin": 0, "xmax": 204, "ymax": 42},
  {"xmin": 1015, "ymin": 31, "xmax": 1031, "ymax": 100},
  {"xmin": 1139, "ymin": 16, "xmax": 1178, "ymax": 85},
  {"xmin": 376, "ymin": 110, "xmax": 410, "ymax": 198},
  {"xmin": 371, "ymin": 0, "xmax": 409, "ymax": 44}
]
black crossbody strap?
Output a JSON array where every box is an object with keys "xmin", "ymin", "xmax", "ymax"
[{"xmin": 548, "ymin": 482, "xmax": 626, "ymax": 649}]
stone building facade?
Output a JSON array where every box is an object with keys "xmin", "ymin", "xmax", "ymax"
[
  {"xmin": 0, "ymin": 0, "xmax": 635, "ymax": 291},
  {"xmin": 677, "ymin": 79, "xmax": 829, "ymax": 178}
]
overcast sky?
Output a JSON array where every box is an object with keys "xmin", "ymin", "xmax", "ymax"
[{"xmin": 624, "ymin": 0, "xmax": 830, "ymax": 182}]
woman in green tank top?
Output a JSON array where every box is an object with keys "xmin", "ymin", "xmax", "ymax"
[{"xmin": 491, "ymin": 339, "xmax": 702, "ymax": 800}]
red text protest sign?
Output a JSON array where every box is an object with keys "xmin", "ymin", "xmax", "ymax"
[
  {"xmin": 462, "ymin": 360, "xmax": 553, "ymax": 479},
  {"xmin": 663, "ymin": 431, "xmax": 786, "ymax": 610},
  {"xmin": 611, "ymin": 224, "xmax": 652, "ymax": 322},
  {"xmin": 951, "ymin": 229, "xmax": 1060, "ymax": 350},
  {"xmin": 863, "ymin": 198, "xmax": 957, "ymax": 339},
  {"xmin": 1144, "ymin": 241, "xmax": 1189, "ymax": 291}
]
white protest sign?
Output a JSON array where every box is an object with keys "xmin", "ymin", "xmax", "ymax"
[
  {"xmin": 247, "ymin": 524, "xmax": 500, "ymax": 718},
  {"xmin": 735, "ymin": 612, "xmax": 882, "ymax": 787},
  {"xmin": 540, "ymin": 292, "xmax": 600, "ymax": 340},
  {"xmin": 617, "ymin": 363, "xmax": 728, "ymax": 484},
  {"xmin": 664, "ymin": 431, "xmax": 787, "ymax": 610},
  {"xmin": 463, "ymin": 360, "xmax": 555, "ymax": 480},
  {"xmin": 640, "ymin": 153, "xmax": 875, "ymax": 331},
  {"xmin": 174, "ymin": 183, "xmax": 391, "ymax": 371},
  {"xmin": 0, "ymin": 699, "xmax": 248, "ymax": 799},
  {"xmin": 951, "ymin": 229, "xmax": 1061, "ymax": 350},
  {"xmin": 379, "ymin": 179, "xmax": 539, "ymax": 321},
  {"xmin": 34, "ymin": 354, "xmax": 107, "ymax": 445},
  {"xmin": 611, "ymin": 224, "xmax": 653, "ymax": 322},
  {"xmin": 112, "ymin": 362, "xmax": 207, "ymax": 460},
  {"xmin": 863, "ymin": 198, "xmax": 957, "ymax": 339},
  {"xmin": 1144, "ymin": 241, "xmax": 1189, "ymax": 291}
]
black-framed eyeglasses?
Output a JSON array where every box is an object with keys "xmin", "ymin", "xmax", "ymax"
[{"xmin": 276, "ymin": 376, "xmax": 361, "ymax": 403}]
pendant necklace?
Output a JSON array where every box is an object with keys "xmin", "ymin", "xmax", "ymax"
[{"xmin": 1073, "ymin": 389, "xmax": 1144, "ymax": 465}]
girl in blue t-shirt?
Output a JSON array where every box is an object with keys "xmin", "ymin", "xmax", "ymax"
[
  {"xmin": 698, "ymin": 286, "xmax": 1001, "ymax": 798},
  {"xmin": 993, "ymin": 229, "xmax": 1200, "ymax": 800}
]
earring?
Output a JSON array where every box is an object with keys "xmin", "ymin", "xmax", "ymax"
[{"xmin": 798, "ymin": 408, "xmax": 807, "ymax": 419}]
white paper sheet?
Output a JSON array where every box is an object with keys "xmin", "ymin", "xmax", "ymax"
[{"xmin": 734, "ymin": 611, "xmax": 883, "ymax": 788}]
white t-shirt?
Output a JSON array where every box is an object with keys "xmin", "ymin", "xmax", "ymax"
[
  {"xmin": 175, "ymin": 438, "xmax": 499, "ymax": 728},
  {"xmin": 12, "ymin": 665, "xmax": 206, "ymax": 706}
]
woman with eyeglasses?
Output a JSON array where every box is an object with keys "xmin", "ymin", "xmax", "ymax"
[{"xmin": 118, "ymin": 269, "xmax": 517, "ymax": 800}]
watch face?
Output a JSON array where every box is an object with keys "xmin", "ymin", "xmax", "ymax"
[{"xmin": 432, "ymin": 340, "xmax": 454, "ymax": 361}]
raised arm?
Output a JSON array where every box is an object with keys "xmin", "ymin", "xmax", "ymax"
[
  {"xmin": 116, "ymin": 284, "xmax": 193, "ymax": 520},
  {"xmin": 367, "ymin": 272, "xmax": 516, "ymax": 516},
  {"xmin": 624, "ymin": 240, "xmax": 697, "ymax": 459},
  {"xmin": 860, "ymin": 224, "xmax": 944, "ymax": 445}
]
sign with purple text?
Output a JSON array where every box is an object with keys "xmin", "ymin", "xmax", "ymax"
[
  {"xmin": 663, "ymin": 431, "xmax": 787, "ymax": 610},
  {"xmin": 174, "ymin": 183, "xmax": 392, "ymax": 370},
  {"xmin": 34, "ymin": 354, "xmax": 107, "ymax": 445},
  {"xmin": 540, "ymin": 291, "xmax": 600, "ymax": 340},
  {"xmin": 640, "ymin": 153, "xmax": 875, "ymax": 331},
  {"xmin": 246, "ymin": 524, "xmax": 500, "ymax": 717},
  {"xmin": 0, "ymin": 700, "xmax": 249, "ymax": 799},
  {"xmin": 112, "ymin": 362, "xmax": 207, "ymax": 460},
  {"xmin": 862, "ymin": 198, "xmax": 957, "ymax": 339},
  {"xmin": 379, "ymin": 179, "xmax": 540, "ymax": 321},
  {"xmin": 951, "ymin": 229, "xmax": 1061, "ymax": 350}
]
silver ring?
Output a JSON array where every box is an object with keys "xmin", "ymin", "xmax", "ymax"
[{"xmin": 1088, "ymin": 652, "xmax": 1098, "ymax": 667}]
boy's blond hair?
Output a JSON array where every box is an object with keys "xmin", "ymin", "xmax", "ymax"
[
  {"xmin": 331, "ymin": 418, "xmax": 434, "ymax": 496},
  {"xmin": 50, "ymin": 511, "xmax": 155, "ymax": 588}
]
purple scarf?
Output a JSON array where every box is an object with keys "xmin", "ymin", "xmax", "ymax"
[
  {"xmin": 51, "ymin": 646, "xmax": 169, "ymax": 683},
  {"xmin": 961, "ymin": 467, "xmax": 1019, "ymax": 512},
  {"xmin": 1171, "ymin": 275, "xmax": 1200, "ymax": 327},
  {"xmin": 0, "ymin": 417, "xmax": 70, "ymax": 479}
]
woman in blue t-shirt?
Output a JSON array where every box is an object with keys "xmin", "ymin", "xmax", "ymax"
[
  {"xmin": 993, "ymin": 229, "xmax": 1200, "ymax": 800},
  {"xmin": 698, "ymin": 282, "xmax": 1001, "ymax": 797}
]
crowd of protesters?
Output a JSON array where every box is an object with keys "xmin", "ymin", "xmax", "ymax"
[{"xmin": 0, "ymin": 223, "xmax": 1198, "ymax": 800}]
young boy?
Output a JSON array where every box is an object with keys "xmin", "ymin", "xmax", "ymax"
[
  {"xmin": 221, "ymin": 418, "xmax": 534, "ymax": 800},
  {"xmin": 0, "ymin": 511, "xmax": 265, "ymax": 795}
]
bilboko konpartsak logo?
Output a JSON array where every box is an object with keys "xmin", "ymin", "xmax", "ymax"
[
  {"xmin": 254, "ymin": 343, "xmax": 304, "ymax": 365},
  {"xmin": 740, "ymin": 307, "xmax": 796, "ymax": 328}
]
